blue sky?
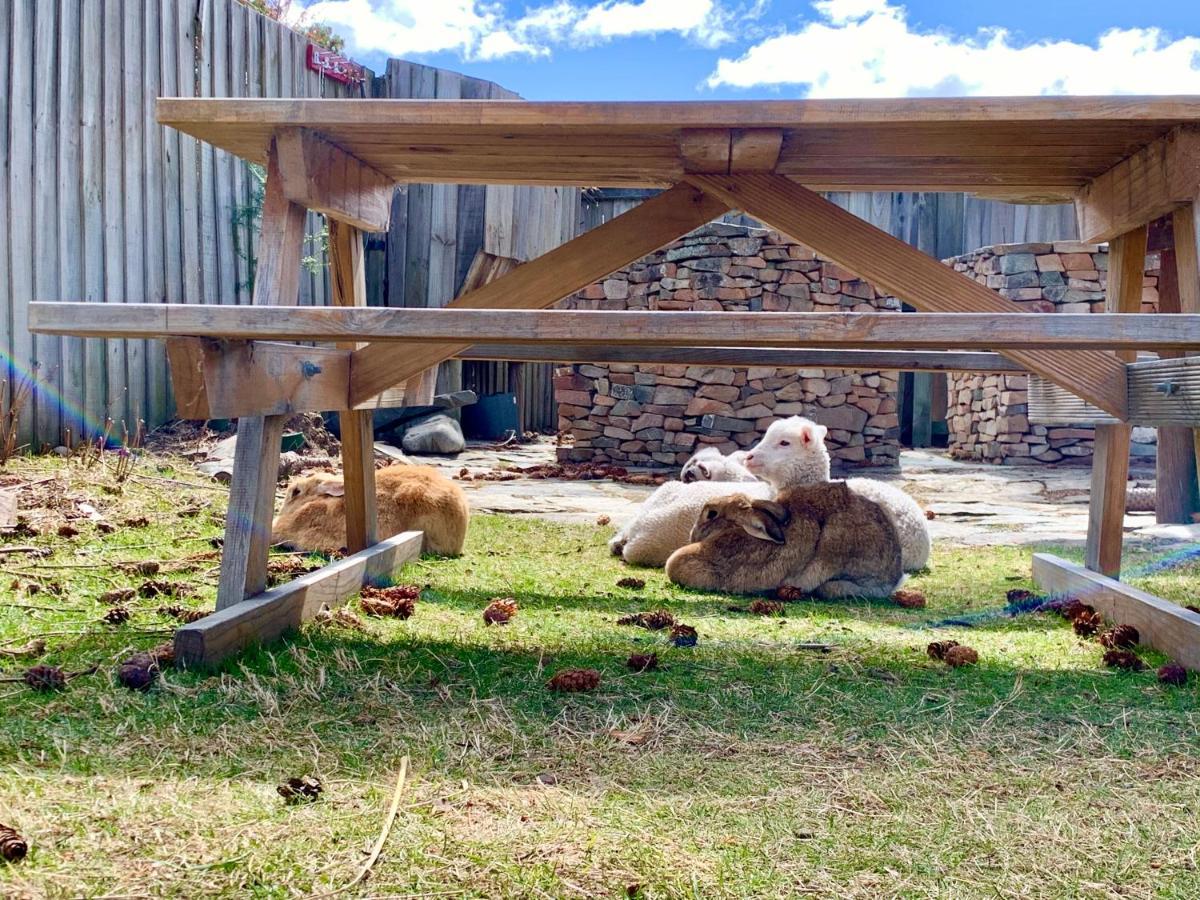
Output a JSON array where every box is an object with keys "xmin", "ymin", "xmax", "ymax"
[{"xmin": 293, "ymin": 0, "xmax": 1200, "ymax": 100}]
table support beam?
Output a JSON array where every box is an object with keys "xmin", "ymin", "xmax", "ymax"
[
  {"xmin": 685, "ymin": 173, "xmax": 1131, "ymax": 418},
  {"xmin": 1074, "ymin": 126, "xmax": 1200, "ymax": 244},
  {"xmin": 346, "ymin": 182, "xmax": 730, "ymax": 405},
  {"xmin": 1084, "ymin": 226, "xmax": 1145, "ymax": 577},
  {"xmin": 275, "ymin": 127, "xmax": 393, "ymax": 232}
]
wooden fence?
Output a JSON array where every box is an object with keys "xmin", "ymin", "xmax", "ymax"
[{"xmin": 1, "ymin": 1, "xmax": 578, "ymax": 448}]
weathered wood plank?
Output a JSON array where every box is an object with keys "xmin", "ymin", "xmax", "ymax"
[
  {"xmin": 1153, "ymin": 242, "xmax": 1200, "ymax": 522},
  {"xmin": 178, "ymin": 531, "xmax": 423, "ymax": 669},
  {"xmin": 687, "ymin": 172, "xmax": 1131, "ymax": 418},
  {"xmin": 253, "ymin": 138, "xmax": 308, "ymax": 306},
  {"xmin": 33, "ymin": 306, "xmax": 1200, "ymax": 352},
  {"xmin": 349, "ymin": 183, "xmax": 729, "ymax": 404},
  {"xmin": 274, "ymin": 127, "xmax": 393, "ymax": 231},
  {"xmin": 216, "ymin": 412, "xmax": 287, "ymax": 609},
  {"xmin": 1075, "ymin": 126, "xmax": 1200, "ymax": 243},
  {"xmin": 1085, "ymin": 226, "xmax": 1145, "ymax": 577},
  {"xmin": 328, "ymin": 220, "xmax": 377, "ymax": 553},
  {"xmin": 1033, "ymin": 553, "xmax": 1200, "ymax": 670}
]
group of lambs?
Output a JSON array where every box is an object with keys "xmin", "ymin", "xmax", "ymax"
[
  {"xmin": 266, "ymin": 414, "xmax": 930, "ymax": 601},
  {"xmin": 613, "ymin": 416, "xmax": 931, "ymax": 598}
]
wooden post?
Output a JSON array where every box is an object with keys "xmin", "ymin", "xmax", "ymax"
[
  {"xmin": 1154, "ymin": 236, "xmax": 1200, "ymax": 523},
  {"xmin": 215, "ymin": 138, "xmax": 307, "ymax": 610},
  {"xmin": 329, "ymin": 219, "xmax": 378, "ymax": 553},
  {"xmin": 1084, "ymin": 225, "xmax": 1145, "ymax": 577},
  {"xmin": 1173, "ymin": 201, "xmax": 1200, "ymax": 509}
]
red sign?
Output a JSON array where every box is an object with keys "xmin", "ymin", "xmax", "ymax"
[{"xmin": 306, "ymin": 44, "xmax": 365, "ymax": 85}]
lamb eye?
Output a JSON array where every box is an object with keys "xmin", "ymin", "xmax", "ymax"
[
  {"xmin": 706, "ymin": 509, "xmax": 717, "ymax": 519},
  {"xmin": 779, "ymin": 440, "xmax": 790, "ymax": 447}
]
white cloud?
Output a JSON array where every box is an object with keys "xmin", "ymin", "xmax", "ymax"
[
  {"xmin": 707, "ymin": 0, "xmax": 1200, "ymax": 96},
  {"xmin": 295, "ymin": 0, "xmax": 741, "ymax": 61}
]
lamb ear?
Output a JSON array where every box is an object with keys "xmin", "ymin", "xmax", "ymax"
[
  {"xmin": 697, "ymin": 462, "xmax": 710, "ymax": 479},
  {"xmin": 740, "ymin": 511, "xmax": 786, "ymax": 544},
  {"xmin": 317, "ymin": 481, "xmax": 346, "ymax": 497},
  {"xmin": 750, "ymin": 498, "xmax": 789, "ymax": 526}
]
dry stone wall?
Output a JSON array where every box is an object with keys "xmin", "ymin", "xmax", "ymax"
[
  {"xmin": 554, "ymin": 224, "xmax": 902, "ymax": 472},
  {"xmin": 946, "ymin": 241, "xmax": 1162, "ymax": 464}
]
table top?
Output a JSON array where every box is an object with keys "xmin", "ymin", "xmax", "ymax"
[{"xmin": 158, "ymin": 96, "xmax": 1200, "ymax": 202}]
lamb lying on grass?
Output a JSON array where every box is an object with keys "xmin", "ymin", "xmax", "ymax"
[{"xmin": 610, "ymin": 418, "xmax": 931, "ymax": 572}]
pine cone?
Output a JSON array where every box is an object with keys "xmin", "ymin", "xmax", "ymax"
[
  {"xmin": 121, "ymin": 515, "xmax": 150, "ymax": 528},
  {"xmin": 749, "ymin": 599, "xmax": 784, "ymax": 616},
  {"xmin": 0, "ymin": 824, "xmax": 27, "ymax": 862},
  {"xmin": 891, "ymin": 589, "xmax": 927, "ymax": 609},
  {"xmin": 56, "ymin": 524, "xmax": 79, "ymax": 538},
  {"xmin": 944, "ymin": 645, "xmax": 979, "ymax": 667},
  {"xmin": 1006, "ymin": 589, "xmax": 1037, "ymax": 605},
  {"xmin": 1072, "ymin": 608, "xmax": 1104, "ymax": 637},
  {"xmin": 1058, "ymin": 598, "xmax": 1091, "ymax": 621},
  {"xmin": 924, "ymin": 509, "xmax": 936, "ymax": 520},
  {"xmin": 1158, "ymin": 663, "xmax": 1188, "ymax": 686},
  {"xmin": 616, "ymin": 577, "xmax": 645, "ymax": 590},
  {"xmin": 103, "ymin": 606, "xmax": 131, "ymax": 625},
  {"xmin": 118, "ymin": 652, "xmax": 159, "ymax": 691},
  {"xmin": 774, "ymin": 585, "xmax": 807, "ymax": 602},
  {"xmin": 483, "ymin": 598, "xmax": 518, "ymax": 626},
  {"xmin": 139, "ymin": 579, "xmax": 185, "ymax": 599},
  {"xmin": 157, "ymin": 605, "xmax": 208, "ymax": 624},
  {"xmin": 23, "ymin": 664, "xmax": 66, "ymax": 692},
  {"xmin": 149, "ymin": 641, "xmax": 176, "ymax": 669},
  {"xmin": 617, "ymin": 610, "xmax": 675, "ymax": 630},
  {"xmin": 1099, "ymin": 624, "xmax": 1139, "ymax": 650},
  {"xmin": 547, "ymin": 668, "xmax": 601, "ymax": 692},
  {"xmin": 100, "ymin": 588, "xmax": 136, "ymax": 604},
  {"xmin": 127, "ymin": 561, "xmax": 160, "ymax": 576},
  {"xmin": 670, "ymin": 624, "xmax": 698, "ymax": 647},
  {"xmin": 926, "ymin": 640, "xmax": 960, "ymax": 661},
  {"xmin": 359, "ymin": 585, "xmax": 419, "ymax": 619},
  {"xmin": 277, "ymin": 775, "xmax": 323, "ymax": 804},
  {"xmin": 627, "ymin": 652, "xmax": 658, "ymax": 672},
  {"xmin": 1102, "ymin": 649, "xmax": 1146, "ymax": 671},
  {"xmin": 314, "ymin": 606, "xmax": 366, "ymax": 631}
]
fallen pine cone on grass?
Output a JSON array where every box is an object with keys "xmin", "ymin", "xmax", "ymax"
[
  {"xmin": 891, "ymin": 589, "xmax": 927, "ymax": 609},
  {"xmin": 1099, "ymin": 624, "xmax": 1139, "ymax": 650},
  {"xmin": 924, "ymin": 509, "xmax": 936, "ymax": 520},
  {"xmin": 1158, "ymin": 663, "xmax": 1188, "ymax": 686},
  {"xmin": 483, "ymin": 597, "xmax": 518, "ymax": 626},
  {"xmin": 1103, "ymin": 649, "xmax": 1146, "ymax": 671},
  {"xmin": 121, "ymin": 561, "xmax": 160, "ymax": 577},
  {"xmin": 596, "ymin": 515, "xmax": 611, "ymax": 526},
  {"xmin": 100, "ymin": 588, "xmax": 136, "ymax": 605},
  {"xmin": 617, "ymin": 610, "xmax": 675, "ymax": 630},
  {"xmin": 121, "ymin": 515, "xmax": 150, "ymax": 528},
  {"xmin": 314, "ymin": 606, "xmax": 365, "ymax": 631},
  {"xmin": 359, "ymin": 585, "xmax": 419, "ymax": 619},
  {"xmin": 118, "ymin": 653, "xmax": 160, "ymax": 691},
  {"xmin": 547, "ymin": 668, "xmax": 601, "ymax": 692},
  {"xmin": 277, "ymin": 775, "xmax": 323, "ymax": 804},
  {"xmin": 626, "ymin": 652, "xmax": 658, "ymax": 672},
  {"xmin": 56, "ymin": 524, "xmax": 79, "ymax": 538},
  {"xmin": 943, "ymin": 645, "xmax": 979, "ymax": 668},
  {"xmin": 926, "ymin": 640, "xmax": 960, "ymax": 661},
  {"xmin": 0, "ymin": 824, "xmax": 27, "ymax": 862},
  {"xmin": 149, "ymin": 642, "xmax": 176, "ymax": 669},
  {"xmin": 22, "ymin": 665, "xmax": 66, "ymax": 692},
  {"xmin": 1006, "ymin": 588, "xmax": 1038, "ymax": 605},
  {"xmin": 616, "ymin": 577, "xmax": 645, "ymax": 590},
  {"xmin": 102, "ymin": 606, "xmax": 131, "ymax": 625},
  {"xmin": 748, "ymin": 599, "xmax": 784, "ymax": 616},
  {"xmin": 774, "ymin": 585, "xmax": 807, "ymax": 602},
  {"xmin": 140, "ymin": 579, "xmax": 189, "ymax": 599},
  {"xmin": 157, "ymin": 605, "xmax": 208, "ymax": 624},
  {"xmin": 1072, "ymin": 608, "xmax": 1104, "ymax": 637},
  {"xmin": 671, "ymin": 624, "xmax": 698, "ymax": 648}
]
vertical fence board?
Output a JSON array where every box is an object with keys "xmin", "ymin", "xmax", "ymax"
[
  {"xmin": 58, "ymin": 0, "xmax": 85, "ymax": 441},
  {"xmin": 122, "ymin": 0, "xmax": 146, "ymax": 427},
  {"xmin": 0, "ymin": 1, "xmax": 11, "ymax": 428},
  {"xmin": 10, "ymin": 0, "xmax": 38, "ymax": 440},
  {"xmin": 143, "ymin": 0, "xmax": 168, "ymax": 426},
  {"xmin": 80, "ymin": 0, "xmax": 106, "ymax": 435},
  {"xmin": 33, "ymin": 0, "xmax": 61, "ymax": 442}
]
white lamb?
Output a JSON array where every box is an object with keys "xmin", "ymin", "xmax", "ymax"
[
  {"xmin": 609, "ymin": 447, "xmax": 770, "ymax": 567},
  {"xmin": 741, "ymin": 417, "xmax": 932, "ymax": 572},
  {"xmin": 680, "ymin": 446, "xmax": 759, "ymax": 484}
]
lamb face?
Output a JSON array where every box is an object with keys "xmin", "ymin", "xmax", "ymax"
[
  {"xmin": 743, "ymin": 416, "xmax": 831, "ymax": 491},
  {"xmin": 680, "ymin": 446, "xmax": 758, "ymax": 484}
]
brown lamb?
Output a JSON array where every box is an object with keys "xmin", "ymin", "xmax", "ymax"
[
  {"xmin": 272, "ymin": 464, "xmax": 470, "ymax": 556},
  {"xmin": 665, "ymin": 482, "xmax": 902, "ymax": 599}
]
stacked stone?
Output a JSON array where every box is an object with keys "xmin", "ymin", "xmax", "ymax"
[
  {"xmin": 554, "ymin": 223, "xmax": 902, "ymax": 471},
  {"xmin": 946, "ymin": 241, "xmax": 1161, "ymax": 464}
]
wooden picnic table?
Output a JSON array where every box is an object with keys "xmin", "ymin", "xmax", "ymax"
[{"xmin": 27, "ymin": 95, "xmax": 1200, "ymax": 668}]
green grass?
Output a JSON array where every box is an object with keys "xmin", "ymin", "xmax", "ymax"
[{"xmin": 2, "ymin": 454, "xmax": 1200, "ymax": 898}]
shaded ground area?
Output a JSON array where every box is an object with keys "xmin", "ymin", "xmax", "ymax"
[{"xmin": 2, "ymin": 451, "xmax": 1198, "ymax": 898}]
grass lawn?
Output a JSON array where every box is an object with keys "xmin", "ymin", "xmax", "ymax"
[{"xmin": 2, "ymin": 454, "xmax": 1200, "ymax": 899}]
